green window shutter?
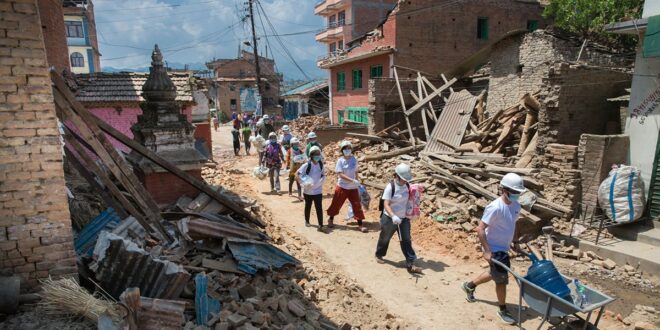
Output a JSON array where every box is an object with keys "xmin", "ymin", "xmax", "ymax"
[
  {"xmin": 345, "ymin": 107, "xmax": 368, "ymax": 124},
  {"xmin": 477, "ymin": 17, "xmax": 488, "ymax": 40},
  {"xmin": 527, "ymin": 20, "xmax": 538, "ymax": 32},
  {"xmin": 644, "ymin": 15, "xmax": 660, "ymax": 58},
  {"xmin": 370, "ymin": 65, "xmax": 383, "ymax": 78},
  {"xmin": 337, "ymin": 72, "xmax": 345, "ymax": 91},
  {"xmin": 649, "ymin": 134, "xmax": 660, "ymax": 217},
  {"xmin": 352, "ymin": 69, "xmax": 362, "ymax": 89},
  {"xmin": 337, "ymin": 110, "xmax": 345, "ymax": 124}
]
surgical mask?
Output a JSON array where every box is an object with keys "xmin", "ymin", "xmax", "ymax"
[
  {"xmin": 312, "ymin": 155, "xmax": 322, "ymax": 162},
  {"xmin": 508, "ymin": 193, "xmax": 520, "ymax": 202},
  {"xmin": 342, "ymin": 149, "xmax": 352, "ymax": 156},
  {"xmin": 270, "ymin": 138, "xmax": 276, "ymax": 143},
  {"xmin": 292, "ymin": 145, "xmax": 299, "ymax": 150}
]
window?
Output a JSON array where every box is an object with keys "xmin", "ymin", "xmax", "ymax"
[
  {"xmin": 70, "ymin": 52, "xmax": 84, "ymax": 67},
  {"xmin": 370, "ymin": 65, "xmax": 383, "ymax": 78},
  {"xmin": 329, "ymin": 42, "xmax": 336, "ymax": 53},
  {"xmin": 328, "ymin": 15, "xmax": 336, "ymax": 28},
  {"xmin": 336, "ymin": 71, "xmax": 346, "ymax": 91},
  {"xmin": 477, "ymin": 17, "xmax": 488, "ymax": 40},
  {"xmin": 64, "ymin": 21, "xmax": 83, "ymax": 38},
  {"xmin": 527, "ymin": 20, "xmax": 539, "ymax": 32},
  {"xmin": 346, "ymin": 107, "xmax": 368, "ymax": 124},
  {"xmin": 352, "ymin": 69, "xmax": 362, "ymax": 89},
  {"xmin": 338, "ymin": 11, "xmax": 346, "ymax": 26},
  {"xmin": 230, "ymin": 99, "xmax": 237, "ymax": 110},
  {"xmin": 337, "ymin": 40, "xmax": 343, "ymax": 50},
  {"xmin": 337, "ymin": 109, "xmax": 345, "ymax": 124}
]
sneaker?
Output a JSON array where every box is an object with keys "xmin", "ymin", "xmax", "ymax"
[
  {"xmin": 317, "ymin": 226, "xmax": 327, "ymax": 233},
  {"xmin": 407, "ymin": 265, "xmax": 423, "ymax": 274},
  {"xmin": 305, "ymin": 222, "xmax": 311, "ymax": 227},
  {"xmin": 497, "ymin": 309, "xmax": 516, "ymax": 325},
  {"xmin": 327, "ymin": 218, "xmax": 334, "ymax": 228},
  {"xmin": 462, "ymin": 282, "xmax": 476, "ymax": 303},
  {"xmin": 359, "ymin": 226, "xmax": 368, "ymax": 233},
  {"xmin": 375, "ymin": 256, "xmax": 385, "ymax": 264}
]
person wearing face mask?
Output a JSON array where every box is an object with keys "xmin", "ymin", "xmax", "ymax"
[
  {"xmin": 374, "ymin": 163, "xmax": 422, "ymax": 273},
  {"xmin": 461, "ymin": 173, "xmax": 525, "ymax": 325},
  {"xmin": 285, "ymin": 137, "xmax": 305, "ymax": 200},
  {"xmin": 296, "ymin": 146, "xmax": 327, "ymax": 232},
  {"xmin": 305, "ymin": 132, "xmax": 323, "ymax": 157},
  {"xmin": 262, "ymin": 132, "xmax": 285, "ymax": 193},
  {"xmin": 258, "ymin": 115, "xmax": 275, "ymax": 140},
  {"xmin": 280, "ymin": 125, "xmax": 293, "ymax": 151},
  {"xmin": 326, "ymin": 140, "xmax": 367, "ymax": 232}
]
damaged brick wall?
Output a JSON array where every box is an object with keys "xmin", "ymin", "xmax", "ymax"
[
  {"xmin": 0, "ymin": 0, "xmax": 76, "ymax": 290},
  {"xmin": 36, "ymin": 0, "xmax": 69, "ymax": 73},
  {"xmin": 577, "ymin": 134, "xmax": 629, "ymax": 212},
  {"xmin": 537, "ymin": 144, "xmax": 580, "ymax": 211}
]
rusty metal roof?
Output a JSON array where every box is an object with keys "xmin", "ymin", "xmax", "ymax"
[
  {"xmin": 91, "ymin": 232, "xmax": 190, "ymax": 299},
  {"xmin": 423, "ymin": 90, "xmax": 477, "ymax": 154}
]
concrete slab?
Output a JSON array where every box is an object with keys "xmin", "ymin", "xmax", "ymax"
[
  {"xmin": 638, "ymin": 228, "xmax": 660, "ymax": 246},
  {"xmin": 572, "ymin": 238, "xmax": 660, "ymax": 280}
]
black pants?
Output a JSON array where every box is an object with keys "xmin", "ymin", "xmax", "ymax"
[
  {"xmin": 233, "ymin": 140, "xmax": 240, "ymax": 155},
  {"xmin": 288, "ymin": 176, "xmax": 301, "ymax": 197},
  {"xmin": 304, "ymin": 193, "xmax": 323, "ymax": 227}
]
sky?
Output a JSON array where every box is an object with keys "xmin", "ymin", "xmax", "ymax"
[{"xmin": 93, "ymin": 0, "xmax": 326, "ymax": 81}]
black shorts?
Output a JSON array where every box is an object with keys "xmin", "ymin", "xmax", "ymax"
[{"xmin": 490, "ymin": 251, "xmax": 510, "ymax": 285}]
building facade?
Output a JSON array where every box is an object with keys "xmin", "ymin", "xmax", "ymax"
[
  {"xmin": 281, "ymin": 80, "xmax": 329, "ymax": 120},
  {"xmin": 316, "ymin": 0, "xmax": 547, "ymax": 124},
  {"xmin": 63, "ymin": 0, "xmax": 101, "ymax": 74},
  {"xmin": 38, "ymin": 0, "xmax": 70, "ymax": 73},
  {"xmin": 206, "ymin": 50, "xmax": 282, "ymax": 120}
]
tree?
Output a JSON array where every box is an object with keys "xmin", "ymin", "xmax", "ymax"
[{"xmin": 544, "ymin": 0, "xmax": 643, "ymax": 45}]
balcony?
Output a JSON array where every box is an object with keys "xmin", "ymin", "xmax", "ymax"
[
  {"xmin": 316, "ymin": 50, "xmax": 347, "ymax": 66},
  {"xmin": 314, "ymin": 0, "xmax": 346, "ymax": 16},
  {"xmin": 315, "ymin": 23, "xmax": 345, "ymax": 42}
]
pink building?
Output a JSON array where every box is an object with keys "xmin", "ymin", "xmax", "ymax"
[{"xmin": 73, "ymin": 72, "xmax": 197, "ymax": 153}]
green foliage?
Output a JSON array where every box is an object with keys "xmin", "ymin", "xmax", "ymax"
[{"xmin": 544, "ymin": 0, "xmax": 643, "ymax": 39}]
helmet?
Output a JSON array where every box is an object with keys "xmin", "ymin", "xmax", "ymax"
[
  {"xmin": 500, "ymin": 173, "xmax": 526, "ymax": 193},
  {"xmin": 268, "ymin": 132, "xmax": 277, "ymax": 138},
  {"xmin": 309, "ymin": 146, "xmax": 322, "ymax": 155},
  {"xmin": 263, "ymin": 114, "xmax": 270, "ymax": 120},
  {"xmin": 282, "ymin": 125, "xmax": 290, "ymax": 132},
  {"xmin": 290, "ymin": 137, "xmax": 300, "ymax": 144},
  {"xmin": 307, "ymin": 132, "xmax": 317, "ymax": 139},
  {"xmin": 395, "ymin": 163, "xmax": 413, "ymax": 182},
  {"xmin": 339, "ymin": 140, "xmax": 352, "ymax": 150}
]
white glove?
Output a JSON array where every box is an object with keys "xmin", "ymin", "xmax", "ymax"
[
  {"xmin": 392, "ymin": 215, "xmax": 402, "ymax": 225},
  {"xmin": 352, "ymin": 179, "xmax": 360, "ymax": 185}
]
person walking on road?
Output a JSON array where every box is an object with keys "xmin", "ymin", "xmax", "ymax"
[
  {"xmin": 285, "ymin": 137, "xmax": 305, "ymax": 200},
  {"xmin": 326, "ymin": 140, "xmax": 367, "ymax": 232},
  {"xmin": 259, "ymin": 115, "xmax": 275, "ymax": 140},
  {"xmin": 241, "ymin": 125, "xmax": 252, "ymax": 155},
  {"xmin": 280, "ymin": 125, "xmax": 293, "ymax": 151},
  {"xmin": 262, "ymin": 132, "xmax": 284, "ymax": 193},
  {"xmin": 231, "ymin": 126, "xmax": 240, "ymax": 156},
  {"xmin": 296, "ymin": 146, "xmax": 327, "ymax": 232},
  {"xmin": 461, "ymin": 173, "xmax": 526, "ymax": 325},
  {"xmin": 305, "ymin": 132, "xmax": 322, "ymax": 157},
  {"xmin": 375, "ymin": 163, "xmax": 422, "ymax": 274}
]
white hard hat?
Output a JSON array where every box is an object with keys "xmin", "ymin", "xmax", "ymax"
[
  {"xmin": 282, "ymin": 125, "xmax": 290, "ymax": 131},
  {"xmin": 263, "ymin": 114, "xmax": 270, "ymax": 119},
  {"xmin": 268, "ymin": 132, "xmax": 277, "ymax": 138},
  {"xmin": 500, "ymin": 173, "xmax": 526, "ymax": 193},
  {"xmin": 309, "ymin": 146, "xmax": 322, "ymax": 155},
  {"xmin": 307, "ymin": 132, "xmax": 317, "ymax": 139},
  {"xmin": 290, "ymin": 137, "xmax": 299, "ymax": 144},
  {"xmin": 339, "ymin": 140, "xmax": 352, "ymax": 150},
  {"xmin": 395, "ymin": 163, "xmax": 413, "ymax": 182}
]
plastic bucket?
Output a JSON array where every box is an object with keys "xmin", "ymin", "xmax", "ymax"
[{"xmin": 525, "ymin": 259, "xmax": 573, "ymax": 303}]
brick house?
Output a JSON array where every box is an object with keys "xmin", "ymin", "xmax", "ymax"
[
  {"xmin": 37, "ymin": 0, "xmax": 70, "ymax": 73},
  {"xmin": 316, "ymin": 0, "xmax": 547, "ymax": 125},
  {"xmin": 206, "ymin": 50, "xmax": 283, "ymax": 120},
  {"xmin": 62, "ymin": 0, "xmax": 101, "ymax": 74}
]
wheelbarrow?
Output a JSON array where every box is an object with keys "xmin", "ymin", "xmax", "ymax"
[{"xmin": 491, "ymin": 259, "xmax": 615, "ymax": 330}]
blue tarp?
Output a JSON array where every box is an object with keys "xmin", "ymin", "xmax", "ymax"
[
  {"xmin": 227, "ymin": 239, "xmax": 299, "ymax": 275},
  {"xmin": 74, "ymin": 208, "xmax": 121, "ymax": 257}
]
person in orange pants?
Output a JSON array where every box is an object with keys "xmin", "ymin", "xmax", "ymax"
[{"xmin": 326, "ymin": 140, "xmax": 367, "ymax": 232}]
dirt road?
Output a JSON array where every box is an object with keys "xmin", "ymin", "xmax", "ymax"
[{"xmin": 210, "ymin": 125, "xmax": 623, "ymax": 329}]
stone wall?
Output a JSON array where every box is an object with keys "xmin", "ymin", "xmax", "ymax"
[
  {"xmin": 537, "ymin": 144, "xmax": 580, "ymax": 211},
  {"xmin": 0, "ymin": 0, "xmax": 76, "ymax": 290},
  {"xmin": 577, "ymin": 134, "xmax": 630, "ymax": 213}
]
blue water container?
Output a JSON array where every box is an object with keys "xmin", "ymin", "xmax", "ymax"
[{"xmin": 524, "ymin": 255, "xmax": 573, "ymax": 303}]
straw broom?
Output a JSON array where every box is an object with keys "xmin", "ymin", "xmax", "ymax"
[{"xmin": 38, "ymin": 277, "xmax": 122, "ymax": 323}]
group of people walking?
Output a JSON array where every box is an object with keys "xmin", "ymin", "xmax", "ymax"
[{"xmin": 231, "ymin": 116, "xmax": 528, "ymax": 325}]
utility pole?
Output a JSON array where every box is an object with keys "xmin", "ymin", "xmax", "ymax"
[{"xmin": 247, "ymin": 0, "xmax": 263, "ymax": 99}]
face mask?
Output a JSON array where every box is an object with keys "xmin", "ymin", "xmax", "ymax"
[
  {"xmin": 312, "ymin": 155, "xmax": 322, "ymax": 162},
  {"xmin": 508, "ymin": 193, "xmax": 520, "ymax": 202},
  {"xmin": 342, "ymin": 149, "xmax": 352, "ymax": 156},
  {"xmin": 270, "ymin": 138, "xmax": 276, "ymax": 143},
  {"xmin": 292, "ymin": 145, "xmax": 299, "ymax": 150}
]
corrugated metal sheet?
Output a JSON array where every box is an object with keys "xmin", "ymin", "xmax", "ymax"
[
  {"xmin": 110, "ymin": 216, "xmax": 146, "ymax": 241},
  {"xmin": 138, "ymin": 297, "xmax": 186, "ymax": 330},
  {"xmin": 423, "ymin": 90, "xmax": 477, "ymax": 154},
  {"xmin": 75, "ymin": 208, "xmax": 122, "ymax": 257},
  {"xmin": 227, "ymin": 238, "xmax": 298, "ymax": 275},
  {"xmin": 92, "ymin": 232, "xmax": 190, "ymax": 299}
]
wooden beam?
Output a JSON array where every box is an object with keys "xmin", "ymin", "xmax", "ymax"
[
  {"xmin": 515, "ymin": 133, "xmax": 538, "ymax": 168},
  {"xmin": 405, "ymin": 77, "xmax": 457, "ymax": 116},
  {"xmin": 517, "ymin": 110, "xmax": 537, "ymax": 157},
  {"xmin": 346, "ymin": 132, "xmax": 387, "ymax": 142},
  {"xmin": 393, "ymin": 67, "xmax": 415, "ymax": 146},
  {"xmin": 361, "ymin": 144, "xmax": 425, "ymax": 162},
  {"xmin": 417, "ymin": 77, "xmax": 430, "ymax": 141},
  {"xmin": 419, "ymin": 76, "xmax": 438, "ymax": 122}
]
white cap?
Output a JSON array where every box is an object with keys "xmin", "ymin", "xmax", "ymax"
[
  {"xmin": 290, "ymin": 137, "xmax": 299, "ymax": 144},
  {"xmin": 307, "ymin": 132, "xmax": 317, "ymax": 139},
  {"xmin": 395, "ymin": 163, "xmax": 413, "ymax": 182},
  {"xmin": 500, "ymin": 173, "xmax": 526, "ymax": 193},
  {"xmin": 282, "ymin": 125, "xmax": 290, "ymax": 131},
  {"xmin": 309, "ymin": 146, "xmax": 322, "ymax": 155},
  {"xmin": 339, "ymin": 140, "xmax": 352, "ymax": 150},
  {"xmin": 268, "ymin": 132, "xmax": 277, "ymax": 138},
  {"xmin": 263, "ymin": 115, "xmax": 270, "ymax": 120}
]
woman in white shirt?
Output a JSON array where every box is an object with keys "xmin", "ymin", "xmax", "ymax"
[
  {"xmin": 296, "ymin": 146, "xmax": 327, "ymax": 232},
  {"xmin": 375, "ymin": 163, "xmax": 422, "ymax": 273},
  {"xmin": 326, "ymin": 140, "xmax": 367, "ymax": 232}
]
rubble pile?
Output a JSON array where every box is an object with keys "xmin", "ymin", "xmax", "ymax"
[{"xmin": 287, "ymin": 115, "xmax": 330, "ymax": 138}]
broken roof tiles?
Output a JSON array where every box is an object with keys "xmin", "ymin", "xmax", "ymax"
[{"xmin": 74, "ymin": 72, "xmax": 194, "ymax": 105}]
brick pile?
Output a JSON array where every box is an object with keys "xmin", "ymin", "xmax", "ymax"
[
  {"xmin": 537, "ymin": 144, "xmax": 580, "ymax": 210},
  {"xmin": 0, "ymin": 0, "xmax": 76, "ymax": 290}
]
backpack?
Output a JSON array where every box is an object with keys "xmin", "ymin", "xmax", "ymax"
[
  {"xmin": 305, "ymin": 160, "xmax": 324, "ymax": 177},
  {"xmin": 264, "ymin": 143, "xmax": 281, "ymax": 165},
  {"xmin": 378, "ymin": 180, "xmax": 410, "ymax": 212}
]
